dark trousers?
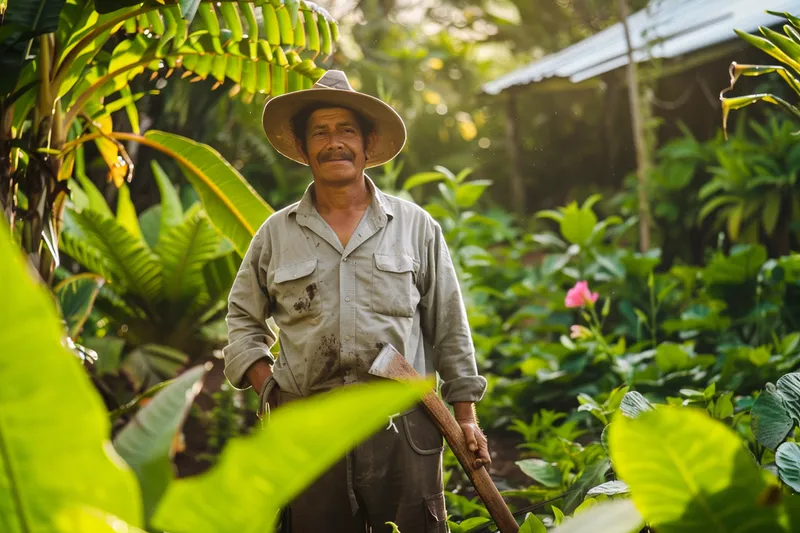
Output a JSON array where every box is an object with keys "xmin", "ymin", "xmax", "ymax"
[{"xmin": 274, "ymin": 389, "xmax": 449, "ymax": 533}]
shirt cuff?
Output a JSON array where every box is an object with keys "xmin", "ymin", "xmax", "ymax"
[
  {"xmin": 440, "ymin": 375, "xmax": 488, "ymax": 404},
  {"xmin": 223, "ymin": 343, "xmax": 275, "ymax": 390}
]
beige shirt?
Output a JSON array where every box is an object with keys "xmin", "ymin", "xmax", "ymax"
[{"xmin": 223, "ymin": 177, "xmax": 487, "ymax": 404}]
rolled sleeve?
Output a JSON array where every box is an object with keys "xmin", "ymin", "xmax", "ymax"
[
  {"xmin": 419, "ymin": 221, "xmax": 487, "ymax": 404},
  {"xmin": 223, "ymin": 228, "xmax": 277, "ymax": 389}
]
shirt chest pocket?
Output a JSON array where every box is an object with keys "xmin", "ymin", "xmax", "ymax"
[
  {"xmin": 372, "ymin": 253, "xmax": 419, "ymax": 318},
  {"xmin": 273, "ymin": 259, "xmax": 321, "ymax": 320}
]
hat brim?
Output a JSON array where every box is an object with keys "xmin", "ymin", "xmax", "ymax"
[{"xmin": 262, "ymin": 88, "xmax": 407, "ymax": 169}]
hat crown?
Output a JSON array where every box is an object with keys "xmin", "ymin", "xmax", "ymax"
[{"xmin": 313, "ymin": 70, "xmax": 353, "ymax": 91}]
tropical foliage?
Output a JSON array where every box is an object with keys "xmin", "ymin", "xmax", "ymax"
[
  {"xmin": 720, "ymin": 10, "xmax": 800, "ymax": 134},
  {"xmin": 59, "ymin": 157, "xmax": 243, "ymax": 399},
  {"xmin": 0, "ymin": 0, "xmax": 337, "ymax": 284},
  {"xmin": 5, "ymin": 3, "xmax": 800, "ymax": 533}
]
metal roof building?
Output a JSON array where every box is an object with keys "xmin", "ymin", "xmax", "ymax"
[{"xmin": 482, "ymin": 0, "xmax": 800, "ymax": 96}]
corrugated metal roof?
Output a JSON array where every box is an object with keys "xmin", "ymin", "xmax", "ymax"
[{"xmin": 482, "ymin": 0, "xmax": 800, "ymax": 96}]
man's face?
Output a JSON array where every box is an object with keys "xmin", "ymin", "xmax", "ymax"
[{"xmin": 300, "ymin": 107, "xmax": 372, "ymax": 185}]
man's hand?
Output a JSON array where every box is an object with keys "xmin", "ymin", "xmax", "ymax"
[
  {"xmin": 246, "ymin": 359, "xmax": 278, "ymax": 409},
  {"xmin": 246, "ymin": 358, "xmax": 273, "ymax": 391},
  {"xmin": 454, "ymin": 402, "xmax": 491, "ymax": 469}
]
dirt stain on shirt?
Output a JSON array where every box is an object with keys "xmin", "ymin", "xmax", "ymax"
[
  {"xmin": 308, "ymin": 334, "xmax": 340, "ymax": 390},
  {"xmin": 294, "ymin": 282, "xmax": 318, "ymax": 312}
]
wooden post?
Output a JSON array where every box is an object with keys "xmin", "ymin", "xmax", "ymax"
[
  {"xmin": 504, "ymin": 92, "xmax": 526, "ymax": 215},
  {"xmin": 618, "ymin": 0, "xmax": 651, "ymax": 252}
]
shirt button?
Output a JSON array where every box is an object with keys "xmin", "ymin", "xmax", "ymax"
[
  {"xmin": 345, "ymin": 297, "xmax": 351, "ymax": 302},
  {"xmin": 342, "ymin": 257, "xmax": 347, "ymax": 262},
  {"xmin": 345, "ymin": 335, "xmax": 351, "ymax": 341}
]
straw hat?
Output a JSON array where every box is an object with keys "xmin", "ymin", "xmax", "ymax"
[{"xmin": 262, "ymin": 70, "xmax": 407, "ymax": 169}]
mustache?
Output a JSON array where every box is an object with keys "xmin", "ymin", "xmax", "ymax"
[{"xmin": 318, "ymin": 149, "xmax": 354, "ymax": 163}]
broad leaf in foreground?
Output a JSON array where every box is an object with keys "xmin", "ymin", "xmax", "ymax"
[
  {"xmin": 0, "ymin": 221, "xmax": 142, "ymax": 532},
  {"xmin": 549, "ymin": 499, "xmax": 643, "ymax": 533},
  {"xmin": 152, "ymin": 380, "xmax": 428, "ymax": 533},
  {"xmin": 609, "ymin": 406, "xmax": 780, "ymax": 533},
  {"xmin": 752, "ymin": 384, "xmax": 794, "ymax": 450},
  {"xmin": 776, "ymin": 442, "xmax": 800, "ymax": 493},
  {"xmin": 113, "ymin": 364, "xmax": 209, "ymax": 522}
]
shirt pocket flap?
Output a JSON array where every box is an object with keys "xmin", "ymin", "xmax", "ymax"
[
  {"xmin": 374, "ymin": 253, "xmax": 416, "ymax": 274},
  {"xmin": 274, "ymin": 259, "xmax": 317, "ymax": 284}
]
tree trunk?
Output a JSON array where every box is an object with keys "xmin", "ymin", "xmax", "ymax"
[
  {"xmin": 505, "ymin": 93, "xmax": 526, "ymax": 215},
  {"xmin": 18, "ymin": 34, "xmax": 64, "ymax": 285},
  {"xmin": 1, "ymin": 103, "xmax": 14, "ymax": 228},
  {"xmin": 618, "ymin": 0, "xmax": 651, "ymax": 252}
]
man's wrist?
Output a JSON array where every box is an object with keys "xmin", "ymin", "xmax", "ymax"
[
  {"xmin": 245, "ymin": 358, "xmax": 273, "ymax": 392},
  {"xmin": 453, "ymin": 401, "xmax": 477, "ymax": 423}
]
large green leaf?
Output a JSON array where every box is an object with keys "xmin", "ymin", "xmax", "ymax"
[
  {"xmin": 0, "ymin": 220, "xmax": 142, "ymax": 531},
  {"xmin": 143, "ymin": 131, "xmax": 273, "ymax": 255},
  {"xmin": 59, "ymin": 229, "xmax": 117, "ymax": 283},
  {"xmin": 117, "ymin": 183, "xmax": 144, "ymax": 242},
  {"xmin": 586, "ymin": 480, "xmax": 630, "ymax": 497},
  {"xmin": 113, "ymin": 365, "xmax": 208, "ymax": 522},
  {"xmin": 777, "ymin": 373, "xmax": 800, "ymax": 422},
  {"xmin": 151, "ymin": 160, "xmax": 184, "ymax": 236},
  {"xmin": 106, "ymin": 33, "xmax": 154, "ymax": 94},
  {"xmin": 203, "ymin": 250, "xmax": 239, "ymax": 302},
  {"xmin": 519, "ymin": 512, "xmax": 547, "ymax": 533},
  {"xmin": 562, "ymin": 458, "xmax": 610, "ymax": 514},
  {"xmin": 1, "ymin": 0, "xmax": 66, "ymax": 94},
  {"xmin": 548, "ymin": 499, "xmax": 643, "ymax": 533},
  {"xmin": 735, "ymin": 29, "xmax": 800, "ymax": 74},
  {"xmin": 619, "ymin": 391, "xmax": 653, "ymax": 419},
  {"xmin": 69, "ymin": 209, "xmax": 164, "ymax": 302},
  {"xmin": 559, "ymin": 201, "xmax": 598, "ymax": 245},
  {"xmin": 86, "ymin": 2, "xmax": 334, "ymax": 102},
  {"xmin": 54, "ymin": 273, "xmax": 106, "ymax": 338},
  {"xmin": 403, "ymin": 171, "xmax": 448, "ymax": 191},
  {"xmin": 94, "ymin": 0, "xmax": 145, "ymax": 15},
  {"xmin": 751, "ymin": 384, "xmax": 794, "ymax": 450},
  {"xmin": 516, "ymin": 458, "xmax": 562, "ymax": 487},
  {"xmin": 721, "ymin": 93, "xmax": 800, "ymax": 137},
  {"xmin": 73, "ymin": 145, "xmax": 114, "ymax": 219},
  {"xmin": 776, "ymin": 442, "xmax": 800, "ymax": 493},
  {"xmin": 151, "ymin": 380, "xmax": 428, "ymax": 533},
  {"xmin": 156, "ymin": 209, "xmax": 220, "ymax": 303},
  {"xmin": 455, "ymin": 180, "xmax": 492, "ymax": 209},
  {"xmin": 139, "ymin": 205, "xmax": 162, "ymax": 249},
  {"xmin": 51, "ymin": 506, "xmax": 148, "ymax": 532},
  {"xmin": 53, "ymin": 6, "xmax": 131, "ymax": 100},
  {"xmin": 609, "ymin": 406, "xmax": 780, "ymax": 533}
]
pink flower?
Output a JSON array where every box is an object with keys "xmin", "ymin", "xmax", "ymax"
[
  {"xmin": 570, "ymin": 325, "xmax": 592, "ymax": 340},
  {"xmin": 565, "ymin": 281, "xmax": 599, "ymax": 308}
]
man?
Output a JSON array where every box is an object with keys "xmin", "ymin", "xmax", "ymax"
[{"xmin": 223, "ymin": 70, "xmax": 490, "ymax": 533}]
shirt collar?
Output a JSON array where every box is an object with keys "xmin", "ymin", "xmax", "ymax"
[{"xmin": 289, "ymin": 174, "xmax": 394, "ymax": 220}]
